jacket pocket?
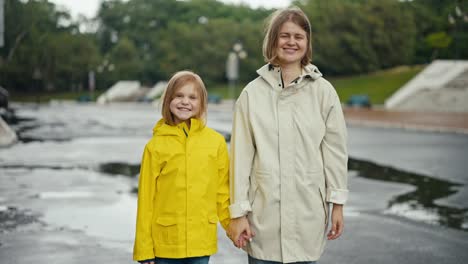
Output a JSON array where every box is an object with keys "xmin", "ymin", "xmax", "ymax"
[
  {"xmin": 206, "ymin": 215, "xmax": 218, "ymax": 244},
  {"xmin": 251, "ymin": 169, "xmax": 269, "ymax": 209},
  {"xmin": 318, "ymin": 187, "xmax": 329, "ymax": 226},
  {"xmin": 208, "ymin": 215, "xmax": 218, "ymax": 223},
  {"xmin": 248, "ymin": 184, "xmax": 259, "ymax": 208},
  {"xmin": 154, "ymin": 216, "xmax": 178, "ymax": 245}
]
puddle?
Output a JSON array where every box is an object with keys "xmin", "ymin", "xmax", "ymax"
[
  {"xmin": 98, "ymin": 163, "xmax": 140, "ymax": 195},
  {"xmin": 43, "ymin": 193, "xmax": 136, "ymax": 251},
  {"xmin": 8, "ymin": 114, "xmax": 73, "ymax": 143},
  {"xmin": 0, "ymin": 164, "xmax": 88, "ymax": 171},
  {"xmin": 97, "ymin": 160, "xmax": 467, "ymax": 231},
  {"xmin": 350, "ymin": 158, "xmax": 467, "ymax": 231},
  {"xmin": 35, "ymin": 191, "xmax": 94, "ymax": 199},
  {"xmin": 99, "ymin": 162, "xmax": 140, "ymax": 178},
  {"xmin": 0, "ymin": 206, "xmax": 39, "ymax": 232}
]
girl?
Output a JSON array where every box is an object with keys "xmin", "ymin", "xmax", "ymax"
[
  {"xmin": 227, "ymin": 6, "xmax": 349, "ymax": 264},
  {"xmin": 134, "ymin": 71, "xmax": 230, "ymax": 264}
]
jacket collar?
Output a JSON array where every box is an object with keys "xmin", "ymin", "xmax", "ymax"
[
  {"xmin": 153, "ymin": 118, "xmax": 203, "ymax": 136},
  {"xmin": 256, "ymin": 63, "xmax": 323, "ymax": 90}
]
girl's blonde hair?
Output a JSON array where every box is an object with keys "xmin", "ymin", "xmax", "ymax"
[
  {"xmin": 262, "ymin": 6, "xmax": 312, "ymax": 67},
  {"xmin": 161, "ymin": 71, "xmax": 208, "ymax": 126}
]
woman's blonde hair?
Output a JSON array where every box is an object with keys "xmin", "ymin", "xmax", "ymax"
[
  {"xmin": 161, "ymin": 71, "xmax": 208, "ymax": 126},
  {"xmin": 262, "ymin": 6, "xmax": 312, "ymax": 67}
]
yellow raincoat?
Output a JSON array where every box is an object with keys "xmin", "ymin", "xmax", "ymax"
[{"xmin": 133, "ymin": 118, "xmax": 230, "ymax": 260}]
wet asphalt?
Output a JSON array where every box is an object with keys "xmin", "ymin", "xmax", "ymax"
[{"xmin": 0, "ymin": 102, "xmax": 467, "ymax": 264}]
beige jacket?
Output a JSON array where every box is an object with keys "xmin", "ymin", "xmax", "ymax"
[{"xmin": 229, "ymin": 64, "xmax": 348, "ymax": 263}]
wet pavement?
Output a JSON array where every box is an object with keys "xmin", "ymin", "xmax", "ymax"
[
  {"xmin": 1, "ymin": 101, "xmax": 467, "ymax": 264},
  {"xmin": 344, "ymin": 108, "xmax": 468, "ymax": 134}
]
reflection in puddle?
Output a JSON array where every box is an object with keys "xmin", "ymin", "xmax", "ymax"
[
  {"xmin": 99, "ymin": 163, "xmax": 140, "ymax": 177},
  {"xmin": 10, "ymin": 115, "xmax": 72, "ymax": 143},
  {"xmin": 0, "ymin": 164, "xmax": 85, "ymax": 170},
  {"xmin": 98, "ymin": 163, "xmax": 140, "ymax": 194},
  {"xmin": 0, "ymin": 206, "xmax": 38, "ymax": 231},
  {"xmin": 349, "ymin": 158, "xmax": 467, "ymax": 231},
  {"xmin": 36, "ymin": 191, "xmax": 94, "ymax": 199},
  {"xmin": 98, "ymin": 160, "xmax": 467, "ymax": 231},
  {"xmin": 42, "ymin": 193, "xmax": 136, "ymax": 251}
]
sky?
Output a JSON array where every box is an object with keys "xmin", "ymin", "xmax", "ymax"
[{"xmin": 49, "ymin": 0, "xmax": 292, "ymax": 19}]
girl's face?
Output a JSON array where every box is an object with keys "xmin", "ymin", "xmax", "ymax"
[
  {"xmin": 169, "ymin": 82, "xmax": 201, "ymax": 125},
  {"xmin": 276, "ymin": 21, "xmax": 308, "ymax": 67}
]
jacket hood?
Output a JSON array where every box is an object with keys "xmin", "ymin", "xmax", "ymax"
[
  {"xmin": 152, "ymin": 118, "xmax": 204, "ymax": 136},
  {"xmin": 256, "ymin": 63, "xmax": 323, "ymax": 90}
]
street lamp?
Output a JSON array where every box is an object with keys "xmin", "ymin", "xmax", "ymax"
[
  {"xmin": 226, "ymin": 41, "xmax": 247, "ymax": 104},
  {"xmin": 0, "ymin": 0, "xmax": 4, "ymax": 48},
  {"xmin": 95, "ymin": 59, "xmax": 115, "ymax": 99},
  {"xmin": 448, "ymin": 4, "xmax": 467, "ymax": 59}
]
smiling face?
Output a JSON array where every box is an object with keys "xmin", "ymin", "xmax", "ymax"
[
  {"xmin": 276, "ymin": 21, "xmax": 308, "ymax": 67},
  {"xmin": 262, "ymin": 7, "xmax": 312, "ymax": 67},
  {"xmin": 169, "ymin": 82, "xmax": 200, "ymax": 125}
]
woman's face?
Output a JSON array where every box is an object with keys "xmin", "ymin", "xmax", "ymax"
[{"xmin": 276, "ymin": 21, "xmax": 308, "ymax": 67}]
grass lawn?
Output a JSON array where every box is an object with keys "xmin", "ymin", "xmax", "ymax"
[
  {"xmin": 207, "ymin": 84, "xmax": 243, "ymax": 99},
  {"xmin": 10, "ymin": 65, "xmax": 424, "ymax": 104},
  {"xmin": 208, "ymin": 65, "xmax": 424, "ymax": 104},
  {"xmin": 330, "ymin": 65, "xmax": 424, "ymax": 105}
]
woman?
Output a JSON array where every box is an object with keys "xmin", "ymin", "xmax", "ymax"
[{"xmin": 227, "ymin": 6, "xmax": 348, "ymax": 264}]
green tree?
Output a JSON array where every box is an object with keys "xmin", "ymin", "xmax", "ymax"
[
  {"xmin": 298, "ymin": 0, "xmax": 416, "ymax": 75},
  {"xmin": 106, "ymin": 36, "xmax": 142, "ymax": 83},
  {"xmin": 0, "ymin": 0, "xmax": 99, "ymax": 93}
]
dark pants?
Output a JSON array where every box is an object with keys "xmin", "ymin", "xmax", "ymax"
[
  {"xmin": 153, "ymin": 256, "xmax": 210, "ymax": 264},
  {"xmin": 248, "ymin": 255, "xmax": 317, "ymax": 264}
]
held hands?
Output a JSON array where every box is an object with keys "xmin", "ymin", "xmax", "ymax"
[
  {"xmin": 227, "ymin": 216, "xmax": 255, "ymax": 248},
  {"xmin": 327, "ymin": 203, "xmax": 344, "ymax": 240}
]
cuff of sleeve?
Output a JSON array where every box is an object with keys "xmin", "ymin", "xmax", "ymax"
[
  {"xmin": 326, "ymin": 188, "xmax": 348, "ymax": 204},
  {"xmin": 139, "ymin": 259, "xmax": 155, "ymax": 264},
  {"xmin": 229, "ymin": 201, "xmax": 252, "ymax": 218},
  {"xmin": 133, "ymin": 249, "xmax": 155, "ymax": 262},
  {"xmin": 220, "ymin": 218, "xmax": 230, "ymax": 230}
]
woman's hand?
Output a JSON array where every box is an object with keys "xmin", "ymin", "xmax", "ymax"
[
  {"xmin": 327, "ymin": 203, "xmax": 344, "ymax": 240},
  {"xmin": 227, "ymin": 216, "xmax": 255, "ymax": 248}
]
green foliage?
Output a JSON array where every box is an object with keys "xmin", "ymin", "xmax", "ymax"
[
  {"xmin": 426, "ymin": 31, "xmax": 452, "ymax": 49},
  {"xmin": 95, "ymin": 0, "xmax": 268, "ymax": 86},
  {"xmin": 331, "ymin": 65, "xmax": 424, "ymax": 104},
  {"xmin": 300, "ymin": 0, "xmax": 416, "ymax": 75},
  {"xmin": 1, "ymin": 0, "xmax": 99, "ymax": 92},
  {"xmin": 108, "ymin": 37, "xmax": 142, "ymax": 80},
  {"xmin": 1, "ymin": 0, "xmax": 467, "ymax": 95},
  {"xmin": 409, "ymin": 0, "xmax": 468, "ymax": 62}
]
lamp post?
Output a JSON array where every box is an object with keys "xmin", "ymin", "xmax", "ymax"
[
  {"xmin": 97, "ymin": 59, "xmax": 115, "ymax": 87},
  {"xmin": 0, "ymin": 0, "xmax": 4, "ymax": 48},
  {"xmin": 226, "ymin": 41, "xmax": 247, "ymax": 105},
  {"xmin": 448, "ymin": 4, "xmax": 467, "ymax": 60}
]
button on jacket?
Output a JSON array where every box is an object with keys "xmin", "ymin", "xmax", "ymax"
[
  {"xmin": 133, "ymin": 118, "xmax": 230, "ymax": 260},
  {"xmin": 229, "ymin": 64, "xmax": 348, "ymax": 263}
]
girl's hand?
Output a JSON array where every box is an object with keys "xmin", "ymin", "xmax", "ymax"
[
  {"xmin": 327, "ymin": 203, "xmax": 344, "ymax": 240},
  {"xmin": 139, "ymin": 259, "xmax": 155, "ymax": 264},
  {"xmin": 227, "ymin": 216, "xmax": 255, "ymax": 248}
]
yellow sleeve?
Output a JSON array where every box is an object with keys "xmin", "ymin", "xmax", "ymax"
[
  {"xmin": 133, "ymin": 143, "xmax": 160, "ymax": 261},
  {"xmin": 217, "ymin": 137, "xmax": 231, "ymax": 230}
]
